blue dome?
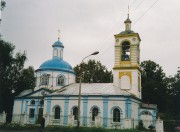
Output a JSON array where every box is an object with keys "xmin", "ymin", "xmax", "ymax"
[
  {"xmin": 37, "ymin": 57, "xmax": 75, "ymax": 74},
  {"xmin": 52, "ymin": 40, "xmax": 64, "ymax": 48}
]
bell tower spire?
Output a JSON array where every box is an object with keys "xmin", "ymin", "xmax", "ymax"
[
  {"xmin": 128, "ymin": 5, "xmax": 129, "ymax": 18},
  {"xmin": 124, "ymin": 6, "xmax": 132, "ymax": 31}
]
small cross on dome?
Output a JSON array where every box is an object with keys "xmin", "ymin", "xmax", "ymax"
[{"xmin": 58, "ymin": 29, "xmax": 60, "ymax": 40}]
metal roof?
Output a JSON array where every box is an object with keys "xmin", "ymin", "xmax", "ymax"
[{"xmin": 51, "ymin": 83, "xmax": 131, "ymax": 96}]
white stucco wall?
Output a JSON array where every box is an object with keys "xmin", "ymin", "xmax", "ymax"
[
  {"xmin": 13, "ymin": 100, "xmax": 22, "ymax": 114},
  {"xmin": 113, "ymin": 70, "xmax": 141, "ymax": 98}
]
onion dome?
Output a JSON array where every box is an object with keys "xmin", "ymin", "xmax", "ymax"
[{"xmin": 52, "ymin": 40, "xmax": 64, "ymax": 48}]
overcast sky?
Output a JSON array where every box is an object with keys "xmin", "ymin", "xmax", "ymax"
[{"xmin": 1, "ymin": 0, "xmax": 180, "ymax": 76}]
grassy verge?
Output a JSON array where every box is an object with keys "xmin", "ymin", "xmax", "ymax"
[
  {"xmin": 0, "ymin": 124, "xmax": 141, "ymax": 132},
  {"xmin": 47, "ymin": 126, "xmax": 141, "ymax": 132}
]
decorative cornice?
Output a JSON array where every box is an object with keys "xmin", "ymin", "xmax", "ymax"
[
  {"xmin": 114, "ymin": 33, "xmax": 141, "ymax": 41},
  {"xmin": 35, "ymin": 68, "xmax": 76, "ymax": 75},
  {"xmin": 113, "ymin": 67, "xmax": 141, "ymax": 72}
]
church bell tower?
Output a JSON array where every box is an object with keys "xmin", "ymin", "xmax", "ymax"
[{"xmin": 113, "ymin": 14, "xmax": 141, "ymax": 99}]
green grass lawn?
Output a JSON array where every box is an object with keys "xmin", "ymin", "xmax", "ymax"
[{"xmin": 0, "ymin": 124, "xmax": 142, "ymax": 132}]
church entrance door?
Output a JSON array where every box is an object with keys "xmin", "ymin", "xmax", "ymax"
[{"xmin": 37, "ymin": 108, "xmax": 43, "ymax": 123}]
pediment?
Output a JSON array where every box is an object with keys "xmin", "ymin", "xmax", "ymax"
[{"xmin": 15, "ymin": 88, "xmax": 52, "ymax": 99}]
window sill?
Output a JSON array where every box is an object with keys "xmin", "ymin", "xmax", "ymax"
[
  {"xmin": 52, "ymin": 119, "xmax": 61, "ymax": 123},
  {"xmin": 111, "ymin": 122, "xmax": 121, "ymax": 125},
  {"xmin": 53, "ymin": 119, "xmax": 61, "ymax": 121},
  {"xmin": 29, "ymin": 117, "xmax": 35, "ymax": 119}
]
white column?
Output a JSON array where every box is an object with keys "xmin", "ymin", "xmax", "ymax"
[
  {"xmin": 156, "ymin": 117, "xmax": 164, "ymax": 132},
  {"xmin": 44, "ymin": 113, "xmax": 49, "ymax": 127}
]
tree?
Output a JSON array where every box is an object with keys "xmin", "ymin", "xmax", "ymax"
[
  {"xmin": 1, "ymin": 0, "xmax": 6, "ymax": 11},
  {"xmin": 73, "ymin": 59, "xmax": 113, "ymax": 83},
  {"xmin": 173, "ymin": 70, "xmax": 180, "ymax": 117},
  {"xmin": 0, "ymin": 38, "xmax": 35, "ymax": 122},
  {"xmin": 141, "ymin": 60, "xmax": 168, "ymax": 113},
  {"xmin": 167, "ymin": 69, "xmax": 180, "ymax": 117},
  {"xmin": 15, "ymin": 66, "xmax": 35, "ymax": 96},
  {"xmin": 0, "ymin": 39, "xmax": 14, "ymax": 113}
]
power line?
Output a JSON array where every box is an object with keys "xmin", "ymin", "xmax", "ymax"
[
  {"xmin": 133, "ymin": 0, "xmax": 160, "ymax": 25},
  {"xmin": 134, "ymin": 0, "xmax": 144, "ymax": 11},
  {"xmin": 130, "ymin": 0, "xmax": 137, "ymax": 7},
  {"xmin": 94, "ymin": 1, "xmax": 136, "ymax": 53}
]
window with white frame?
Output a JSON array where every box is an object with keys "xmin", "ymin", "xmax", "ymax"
[
  {"xmin": 57, "ymin": 75, "xmax": 65, "ymax": 86},
  {"xmin": 73, "ymin": 107, "xmax": 78, "ymax": 120},
  {"xmin": 92, "ymin": 107, "xmax": 99, "ymax": 121},
  {"xmin": 113, "ymin": 108, "xmax": 120, "ymax": 122},
  {"xmin": 141, "ymin": 111, "xmax": 152, "ymax": 116},
  {"xmin": 54, "ymin": 106, "xmax": 60, "ymax": 119},
  {"xmin": 54, "ymin": 48, "xmax": 58, "ymax": 57},
  {"xmin": 30, "ymin": 100, "xmax": 35, "ymax": 105},
  {"xmin": 29, "ymin": 108, "xmax": 35, "ymax": 118},
  {"xmin": 40, "ymin": 74, "xmax": 49, "ymax": 85},
  {"xmin": 40, "ymin": 100, "xmax": 44, "ymax": 106}
]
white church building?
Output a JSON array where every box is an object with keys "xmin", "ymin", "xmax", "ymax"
[{"xmin": 11, "ymin": 15, "xmax": 157, "ymax": 129}]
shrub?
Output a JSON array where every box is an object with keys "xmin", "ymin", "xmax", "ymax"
[{"xmin": 137, "ymin": 120, "xmax": 145, "ymax": 130}]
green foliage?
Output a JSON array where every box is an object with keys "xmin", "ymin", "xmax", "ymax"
[
  {"xmin": 141, "ymin": 60, "xmax": 168, "ymax": 113},
  {"xmin": 74, "ymin": 59, "xmax": 113, "ymax": 83},
  {"xmin": 141, "ymin": 60, "xmax": 180, "ymax": 118},
  {"xmin": 15, "ymin": 66, "xmax": 36, "ymax": 96},
  {"xmin": 0, "ymin": 123, "xmax": 40, "ymax": 130},
  {"xmin": 0, "ymin": 124, "xmax": 142, "ymax": 132},
  {"xmin": 0, "ymin": 38, "xmax": 35, "ymax": 121},
  {"xmin": 137, "ymin": 120, "xmax": 145, "ymax": 130},
  {"xmin": 164, "ymin": 120, "xmax": 177, "ymax": 132},
  {"xmin": 1, "ymin": 1, "xmax": 6, "ymax": 11},
  {"xmin": 168, "ymin": 70, "xmax": 180, "ymax": 116}
]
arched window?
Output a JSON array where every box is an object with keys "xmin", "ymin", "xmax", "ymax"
[
  {"xmin": 141, "ymin": 111, "xmax": 152, "ymax": 116},
  {"xmin": 92, "ymin": 107, "xmax": 99, "ymax": 121},
  {"xmin": 121, "ymin": 41, "xmax": 130, "ymax": 61},
  {"xmin": 57, "ymin": 75, "xmax": 65, "ymax": 86},
  {"xmin": 113, "ymin": 108, "xmax": 120, "ymax": 122},
  {"xmin": 73, "ymin": 107, "xmax": 78, "ymax": 120},
  {"xmin": 54, "ymin": 48, "xmax": 58, "ymax": 57},
  {"xmin": 40, "ymin": 100, "xmax": 44, "ymax": 106},
  {"xmin": 54, "ymin": 107, "xmax": 60, "ymax": 119},
  {"xmin": 60, "ymin": 49, "xmax": 63, "ymax": 58},
  {"xmin": 29, "ymin": 108, "xmax": 35, "ymax": 118},
  {"xmin": 30, "ymin": 100, "xmax": 35, "ymax": 105},
  {"xmin": 40, "ymin": 74, "xmax": 49, "ymax": 85}
]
